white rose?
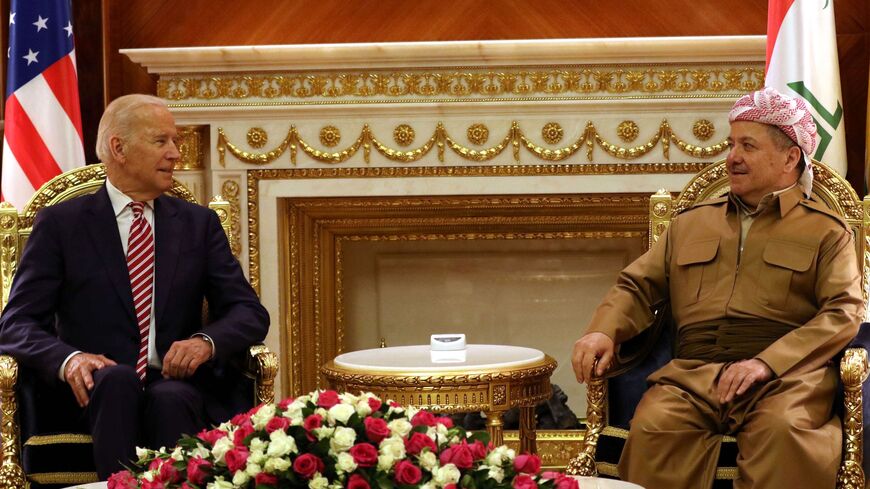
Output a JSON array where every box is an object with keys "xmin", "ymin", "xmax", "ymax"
[
  {"xmin": 142, "ymin": 472, "xmax": 155, "ymax": 482},
  {"xmin": 486, "ymin": 446, "xmax": 515, "ymax": 466},
  {"xmin": 487, "ymin": 465, "xmax": 505, "ymax": 483},
  {"xmin": 387, "ymin": 418, "xmax": 412, "ymax": 438},
  {"xmin": 314, "ymin": 426, "xmax": 335, "ymax": 440},
  {"xmin": 377, "ymin": 454, "xmax": 396, "ymax": 471},
  {"xmin": 418, "ymin": 450, "xmax": 438, "ymax": 471},
  {"xmin": 206, "ymin": 476, "xmax": 235, "ymax": 489},
  {"xmin": 433, "ymin": 464, "xmax": 461, "ymax": 486},
  {"xmin": 309, "ymin": 475, "xmax": 329, "ymax": 489},
  {"xmin": 339, "ymin": 392, "xmax": 360, "ymax": 404},
  {"xmin": 354, "ymin": 398, "xmax": 373, "ymax": 417},
  {"xmin": 250, "ymin": 437, "xmax": 268, "ymax": 452},
  {"xmin": 249, "ymin": 448, "xmax": 267, "ymax": 466},
  {"xmin": 190, "ymin": 443, "xmax": 211, "ymax": 460},
  {"xmin": 245, "ymin": 462, "xmax": 262, "ymax": 477},
  {"xmin": 329, "ymin": 426, "xmax": 357, "ymax": 453},
  {"xmin": 336, "ymin": 452, "xmax": 358, "ymax": 473},
  {"xmin": 251, "ymin": 404, "xmax": 277, "ymax": 430},
  {"xmin": 267, "ymin": 430, "xmax": 298, "ymax": 457},
  {"xmin": 211, "ymin": 437, "xmax": 234, "ymax": 463},
  {"xmin": 387, "ymin": 403, "xmax": 405, "ymax": 416},
  {"xmin": 264, "ymin": 456, "xmax": 292, "ymax": 473},
  {"xmin": 283, "ymin": 400, "xmax": 307, "ymax": 422},
  {"xmin": 170, "ymin": 446, "xmax": 184, "ymax": 461},
  {"xmin": 232, "ymin": 469, "xmax": 250, "ymax": 486},
  {"xmin": 327, "ymin": 403, "xmax": 356, "ymax": 425},
  {"xmin": 379, "ymin": 435, "xmax": 406, "ymax": 459},
  {"xmin": 315, "ymin": 407, "xmax": 329, "ymax": 419}
]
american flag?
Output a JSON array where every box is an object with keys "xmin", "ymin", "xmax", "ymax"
[{"xmin": 2, "ymin": 0, "xmax": 84, "ymax": 210}]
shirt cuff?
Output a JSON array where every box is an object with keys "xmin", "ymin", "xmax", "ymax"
[
  {"xmin": 59, "ymin": 351, "xmax": 82, "ymax": 381},
  {"xmin": 191, "ymin": 333, "xmax": 215, "ymax": 359}
]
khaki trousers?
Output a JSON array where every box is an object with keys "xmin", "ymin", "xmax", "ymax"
[{"xmin": 618, "ymin": 359, "xmax": 841, "ymax": 489}]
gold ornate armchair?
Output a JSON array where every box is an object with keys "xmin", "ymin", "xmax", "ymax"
[
  {"xmin": 0, "ymin": 164, "xmax": 278, "ymax": 488},
  {"xmin": 566, "ymin": 160, "xmax": 870, "ymax": 489}
]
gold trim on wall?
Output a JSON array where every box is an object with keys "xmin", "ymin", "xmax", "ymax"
[
  {"xmin": 158, "ymin": 65, "xmax": 764, "ymax": 104},
  {"xmin": 219, "ymin": 121, "xmax": 728, "ymax": 166}
]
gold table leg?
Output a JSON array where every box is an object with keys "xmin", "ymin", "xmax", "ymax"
[
  {"xmin": 485, "ymin": 411, "xmax": 504, "ymax": 447},
  {"xmin": 519, "ymin": 406, "xmax": 537, "ymax": 454}
]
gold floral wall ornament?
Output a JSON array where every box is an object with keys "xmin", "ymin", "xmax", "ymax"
[
  {"xmin": 617, "ymin": 121, "xmax": 640, "ymax": 142},
  {"xmin": 467, "ymin": 124, "xmax": 490, "ymax": 146},
  {"xmin": 175, "ymin": 125, "xmax": 206, "ymax": 170},
  {"xmin": 692, "ymin": 119, "xmax": 715, "ymax": 141},
  {"xmin": 393, "ymin": 124, "xmax": 416, "ymax": 147},
  {"xmin": 247, "ymin": 127, "xmax": 268, "ymax": 148},
  {"xmin": 319, "ymin": 125, "xmax": 341, "ymax": 147},
  {"xmin": 542, "ymin": 122, "xmax": 564, "ymax": 145}
]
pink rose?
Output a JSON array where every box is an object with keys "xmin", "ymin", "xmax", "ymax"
[
  {"xmin": 470, "ymin": 440, "xmax": 488, "ymax": 460},
  {"xmin": 225, "ymin": 446, "xmax": 250, "ymax": 473},
  {"xmin": 255, "ymin": 473, "xmax": 279, "ymax": 487},
  {"xmin": 347, "ymin": 474, "xmax": 371, "ymax": 489},
  {"xmin": 186, "ymin": 456, "xmax": 212, "ymax": 485},
  {"xmin": 196, "ymin": 428, "xmax": 228, "ymax": 446},
  {"xmin": 107, "ymin": 471, "xmax": 137, "ymax": 489},
  {"xmin": 231, "ymin": 412, "xmax": 251, "ymax": 426},
  {"xmin": 233, "ymin": 421, "xmax": 254, "ymax": 446},
  {"xmin": 436, "ymin": 416, "xmax": 454, "ymax": 428},
  {"xmin": 278, "ymin": 396, "xmax": 296, "ymax": 410},
  {"xmin": 317, "ymin": 390, "xmax": 340, "ymax": 408},
  {"xmin": 541, "ymin": 472, "xmax": 561, "ymax": 480},
  {"xmin": 349, "ymin": 443, "xmax": 379, "ymax": 467},
  {"xmin": 444, "ymin": 484, "xmax": 457, "ymax": 489},
  {"xmin": 439, "ymin": 443, "xmax": 474, "ymax": 469},
  {"xmin": 411, "ymin": 411, "xmax": 437, "ymax": 427},
  {"xmin": 364, "ymin": 417, "xmax": 390, "ymax": 444},
  {"xmin": 514, "ymin": 454, "xmax": 542, "ymax": 474},
  {"xmin": 181, "ymin": 483, "xmax": 195, "ymax": 489},
  {"xmin": 553, "ymin": 475, "xmax": 579, "ymax": 489},
  {"xmin": 513, "ymin": 474, "xmax": 539, "ymax": 489},
  {"xmin": 304, "ymin": 413, "xmax": 323, "ymax": 441},
  {"xmin": 266, "ymin": 415, "xmax": 290, "ymax": 433},
  {"xmin": 158, "ymin": 461, "xmax": 181, "ymax": 484},
  {"xmin": 405, "ymin": 432, "xmax": 437, "ymax": 456},
  {"xmin": 293, "ymin": 453, "xmax": 325, "ymax": 479},
  {"xmin": 141, "ymin": 480, "xmax": 165, "ymax": 489},
  {"xmin": 367, "ymin": 397, "xmax": 382, "ymax": 412},
  {"xmin": 393, "ymin": 460, "xmax": 423, "ymax": 485},
  {"xmin": 248, "ymin": 403, "xmax": 264, "ymax": 415}
]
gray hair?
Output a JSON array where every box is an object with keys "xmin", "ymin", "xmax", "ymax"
[{"xmin": 95, "ymin": 94, "xmax": 168, "ymax": 163}]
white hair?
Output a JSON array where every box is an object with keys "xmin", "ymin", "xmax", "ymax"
[{"xmin": 95, "ymin": 94, "xmax": 168, "ymax": 163}]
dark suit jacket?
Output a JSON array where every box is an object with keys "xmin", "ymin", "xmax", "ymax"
[{"xmin": 0, "ymin": 184, "xmax": 269, "ymax": 421}]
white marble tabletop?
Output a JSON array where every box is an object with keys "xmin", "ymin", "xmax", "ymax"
[
  {"xmin": 66, "ymin": 477, "xmax": 642, "ymax": 489},
  {"xmin": 333, "ymin": 344, "xmax": 545, "ymax": 372}
]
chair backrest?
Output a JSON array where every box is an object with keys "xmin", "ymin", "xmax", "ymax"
[
  {"xmin": 0, "ymin": 163, "xmax": 233, "ymax": 310},
  {"xmin": 648, "ymin": 159, "xmax": 870, "ymax": 310}
]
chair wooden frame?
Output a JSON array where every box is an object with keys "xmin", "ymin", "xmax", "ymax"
[
  {"xmin": 565, "ymin": 160, "xmax": 870, "ymax": 489},
  {"xmin": 0, "ymin": 164, "xmax": 278, "ymax": 488}
]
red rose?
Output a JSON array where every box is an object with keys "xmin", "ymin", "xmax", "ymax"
[
  {"xmin": 435, "ymin": 416, "xmax": 454, "ymax": 428},
  {"xmin": 514, "ymin": 454, "xmax": 542, "ymax": 474},
  {"xmin": 248, "ymin": 403, "xmax": 264, "ymax": 415},
  {"xmin": 304, "ymin": 413, "xmax": 323, "ymax": 441},
  {"xmin": 255, "ymin": 473, "xmax": 279, "ymax": 487},
  {"xmin": 231, "ymin": 412, "xmax": 251, "ymax": 426},
  {"xmin": 196, "ymin": 428, "xmax": 227, "ymax": 446},
  {"xmin": 158, "ymin": 461, "xmax": 181, "ymax": 484},
  {"xmin": 513, "ymin": 474, "xmax": 539, "ymax": 489},
  {"xmin": 439, "ymin": 442, "xmax": 474, "ymax": 469},
  {"xmin": 349, "ymin": 443, "xmax": 379, "ymax": 467},
  {"xmin": 405, "ymin": 432, "xmax": 437, "ymax": 456},
  {"xmin": 107, "ymin": 471, "xmax": 137, "ymax": 489},
  {"xmin": 367, "ymin": 397, "xmax": 382, "ymax": 412},
  {"xmin": 553, "ymin": 475, "xmax": 579, "ymax": 489},
  {"xmin": 317, "ymin": 390, "xmax": 340, "ymax": 408},
  {"xmin": 411, "ymin": 411, "xmax": 437, "ymax": 427},
  {"xmin": 233, "ymin": 421, "xmax": 255, "ymax": 446},
  {"xmin": 278, "ymin": 396, "xmax": 296, "ymax": 410},
  {"xmin": 347, "ymin": 474, "xmax": 371, "ymax": 489},
  {"xmin": 444, "ymin": 484, "xmax": 457, "ymax": 489},
  {"xmin": 181, "ymin": 483, "xmax": 195, "ymax": 489},
  {"xmin": 266, "ymin": 416, "xmax": 291, "ymax": 433},
  {"xmin": 470, "ymin": 440, "xmax": 488, "ymax": 460},
  {"xmin": 393, "ymin": 460, "xmax": 423, "ymax": 485},
  {"xmin": 141, "ymin": 480, "xmax": 165, "ymax": 489},
  {"xmin": 293, "ymin": 453, "xmax": 325, "ymax": 479},
  {"xmin": 225, "ymin": 446, "xmax": 250, "ymax": 473},
  {"xmin": 364, "ymin": 417, "xmax": 390, "ymax": 444},
  {"xmin": 186, "ymin": 456, "xmax": 212, "ymax": 485}
]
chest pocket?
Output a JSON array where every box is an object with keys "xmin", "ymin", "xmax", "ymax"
[
  {"xmin": 676, "ymin": 237, "xmax": 720, "ymax": 304},
  {"xmin": 758, "ymin": 239, "xmax": 816, "ymax": 310}
]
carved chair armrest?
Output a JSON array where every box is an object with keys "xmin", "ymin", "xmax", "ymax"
[
  {"xmin": 837, "ymin": 347, "xmax": 869, "ymax": 488},
  {"xmin": 244, "ymin": 344, "xmax": 279, "ymax": 405},
  {"xmin": 0, "ymin": 355, "xmax": 25, "ymax": 487}
]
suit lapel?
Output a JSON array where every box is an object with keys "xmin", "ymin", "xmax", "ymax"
[
  {"xmin": 83, "ymin": 185, "xmax": 136, "ymax": 324},
  {"xmin": 153, "ymin": 196, "xmax": 181, "ymax": 326}
]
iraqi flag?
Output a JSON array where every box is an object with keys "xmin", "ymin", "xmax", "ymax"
[
  {"xmin": 766, "ymin": 0, "xmax": 847, "ymax": 175},
  {"xmin": 1, "ymin": 0, "xmax": 85, "ymax": 210}
]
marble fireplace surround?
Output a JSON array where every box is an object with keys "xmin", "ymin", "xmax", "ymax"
[{"xmin": 122, "ymin": 36, "xmax": 765, "ymax": 435}]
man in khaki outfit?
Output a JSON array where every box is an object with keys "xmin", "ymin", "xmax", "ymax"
[{"xmin": 571, "ymin": 87, "xmax": 864, "ymax": 489}]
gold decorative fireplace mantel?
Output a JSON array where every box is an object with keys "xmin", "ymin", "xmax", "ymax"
[{"xmin": 123, "ymin": 36, "xmax": 765, "ymax": 467}]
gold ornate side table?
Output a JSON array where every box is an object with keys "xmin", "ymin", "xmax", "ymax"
[{"xmin": 321, "ymin": 345, "xmax": 557, "ymax": 454}]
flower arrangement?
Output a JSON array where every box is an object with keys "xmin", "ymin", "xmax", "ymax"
[{"xmin": 108, "ymin": 390, "xmax": 580, "ymax": 489}]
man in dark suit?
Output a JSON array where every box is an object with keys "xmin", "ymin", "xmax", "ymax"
[{"xmin": 0, "ymin": 94, "xmax": 270, "ymax": 479}]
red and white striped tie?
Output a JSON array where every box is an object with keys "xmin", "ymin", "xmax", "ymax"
[{"xmin": 126, "ymin": 202, "xmax": 154, "ymax": 381}]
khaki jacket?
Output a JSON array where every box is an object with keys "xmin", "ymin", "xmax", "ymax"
[{"xmin": 587, "ymin": 186, "xmax": 864, "ymax": 377}]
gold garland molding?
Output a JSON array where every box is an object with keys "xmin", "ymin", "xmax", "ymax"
[
  {"xmin": 219, "ymin": 121, "xmax": 728, "ymax": 166},
  {"xmin": 158, "ymin": 66, "xmax": 763, "ymax": 102}
]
